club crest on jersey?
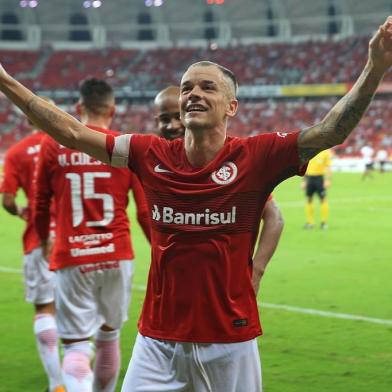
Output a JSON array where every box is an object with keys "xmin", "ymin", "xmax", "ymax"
[
  {"xmin": 277, "ymin": 132, "xmax": 288, "ymax": 138},
  {"xmin": 211, "ymin": 162, "xmax": 238, "ymax": 185}
]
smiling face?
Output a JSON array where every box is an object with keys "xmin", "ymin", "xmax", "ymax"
[
  {"xmin": 179, "ymin": 64, "xmax": 238, "ymax": 132},
  {"xmin": 154, "ymin": 86, "xmax": 185, "ymax": 140}
]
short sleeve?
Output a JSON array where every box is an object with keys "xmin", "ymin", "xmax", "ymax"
[
  {"xmin": 1, "ymin": 150, "xmax": 20, "ymax": 195},
  {"xmin": 248, "ymin": 131, "xmax": 307, "ymax": 189},
  {"xmin": 107, "ymin": 133, "xmax": 158, "ymax": 175},
  {"xmin": 128, "ymin": 134, "xmax": 158, "ymax": 174},
  {"xmin": 106, "ymin": 133, "xmax": 133, "ymax": 168}
]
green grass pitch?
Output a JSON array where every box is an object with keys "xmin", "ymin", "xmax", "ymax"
[{"xmin": 0, "ymin": 172, "xmax": 391, "ymax": 392}]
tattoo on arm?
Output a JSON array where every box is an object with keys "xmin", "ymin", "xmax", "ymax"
[
  {"xmin": 298, "ymin": 62, "xmax": 380, "ymax": 164},
  {"xmin": 26, "ymin": 97, "xmax": 62, "ymax": 124},
  {"xmin": 333, "ymin": 94, "xmax": 374, "ymax": 138}
]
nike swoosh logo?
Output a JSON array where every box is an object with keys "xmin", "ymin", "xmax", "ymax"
[{"xmin": 154, "ymin": 164, "xmax": 173, "ymax": 174}]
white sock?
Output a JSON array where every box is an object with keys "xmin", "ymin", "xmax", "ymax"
[
  {"xmin": 34, "ymin": 314, "xmax": 63, "ymax": 390},
  {"xmin": 93, "ymin": 329, "xmax": 121, "ymax": 392},
  {"xmin": 63, "ymin": 341, "xmax": 93, "ymax": 392}
]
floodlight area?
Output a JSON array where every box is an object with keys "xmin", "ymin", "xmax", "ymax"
[
  {"xmin": 19, "ymin": 0, "xmax": 38, "ymax": 8},
  {"xmin": 83, "ymin": 1, "xmax": 102, "ymax": 8}
]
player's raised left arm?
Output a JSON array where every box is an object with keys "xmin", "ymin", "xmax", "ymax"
[
  {"xmin": 0, "ymin": 66, "xmax": 109, "ymax": 164},
  {"xmin": 298, "ymin": 18, "xmax": 392, "ymax": 164}
]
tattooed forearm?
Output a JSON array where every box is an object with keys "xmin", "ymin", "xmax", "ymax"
[
  {"xmin": 298, "ymin": 61, "xmax": 384, "ymax": 163},
  {"xmin": 25, "ymin": 96, "xmax": 80, "ymax": 148},
  {"xmin": 0, "ymin": 68, "xmax": 108, "ymax": 157},
  {"xmin": 326, "ymin": 61, "xmax": 379, "ymax": 141},
  {"xmin": 334, "ymin": 94, "xmax": 373, "ymax": 137},
  {"xmin": 26, "ymin": 97, "xmax": 63, "ymax": 125},
  {"xmin": 320, "ymin": 92, "xmax": 374, "ymax": 146}
]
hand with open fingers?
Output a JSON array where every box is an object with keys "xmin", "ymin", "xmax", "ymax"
[{"xmin": 369, "ymin": 16, "xmax": 392, "ymax": 72}]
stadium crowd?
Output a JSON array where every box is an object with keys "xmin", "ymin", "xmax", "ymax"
[
  {"xmin": 1, "ymin": 97, "xmax": 392, "ymax": 156},
  {"xmin": 3, "ymin": 36, "xmax": 392, "ymax": 91},
  {"xmin": 1, "ymin": 36, "xmax": 392, "ymax": 158}
]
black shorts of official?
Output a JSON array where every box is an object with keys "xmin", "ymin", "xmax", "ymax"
[
  {"xmin": 365, "ymin": 162, "xmax": 374, "ymax": 170},
  {"xmin": 306, "ymin": 175, "xmax": 326, "ymax": 198}
]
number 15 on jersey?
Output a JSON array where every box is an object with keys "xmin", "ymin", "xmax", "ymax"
[{"xmin": 65, "ymin": 172, "xmax": 114, "ymax": 227}]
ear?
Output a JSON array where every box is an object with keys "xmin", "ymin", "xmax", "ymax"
[
  {"xmin": 226, "ymin": 98, "xmax": 238, "ymax": 118},
  {"xmin": 109, "ymin": 105, "xmax": 115, "ymax": 118},
  {"xmin": 75, "ymin": 103, "xmax": 82, "ymax": 116}
]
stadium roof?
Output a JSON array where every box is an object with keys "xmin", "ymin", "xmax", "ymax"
[{"xmin": 0, "ymin": 0, "xmax": 389, "ymax": 49}]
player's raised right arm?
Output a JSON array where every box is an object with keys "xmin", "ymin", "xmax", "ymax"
[{"xmin": 0, "ymin": 66, "xmax": 109, "ymax": 164}]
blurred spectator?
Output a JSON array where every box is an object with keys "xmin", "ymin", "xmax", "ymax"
[
  {"xmin": 1, "ymin": 38, "xmax": 392, "ymax": 156},
  {"xmin": 1, "ymin": 97, "xmax": 391, "ymax": 157},
  {"xmin": 4, "ymin": 36, "xmax": 389, "ymax": 92}
]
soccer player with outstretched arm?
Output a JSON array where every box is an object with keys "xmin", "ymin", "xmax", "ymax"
[
  {"xmin": 1, "ymin": 18, "xmax": 391, "ymax": 392},
  {"xmin": 154, "ymin": 85, "xmax": 284, "ymax": 295}
]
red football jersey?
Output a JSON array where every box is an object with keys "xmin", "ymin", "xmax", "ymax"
[
  {"xmin": 106, "ymin": 131, "xmax": 306, "ymax": 343},
  {"xmin": 1, "ymin": 131, "xmax": 45, "ymax": 254},
  {"xmin": 34, "ymin": 126, "xmax": 150, "ymax": 271}
]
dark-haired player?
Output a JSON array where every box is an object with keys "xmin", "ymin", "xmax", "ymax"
[
  {"xmin": 34, "ymin": 78, "xmax": 150, "ymax": 392},
  {"xmin": 1, "ymin": 18, "xmax": 392, "ymax": 391}
]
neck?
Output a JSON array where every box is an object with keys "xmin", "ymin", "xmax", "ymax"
[
  {"xmin": 81, "ymin": 114, "xmax": 111, "ymax": 129},
  {"xmin": 184, "ymin": 124, "xmax": 226, "ymax": 167}
]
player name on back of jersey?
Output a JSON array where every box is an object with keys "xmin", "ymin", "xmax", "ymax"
[
  {"xmin": 68, "ymin": 232, "xmax": 115, "ymax": 257},
  {"xmin": 58, "ymin": 151, "xmax": 104, "ymax": 167},
  {"xmin": 70, "ymin": 243, "xmax": 115, "ymax": 257}
]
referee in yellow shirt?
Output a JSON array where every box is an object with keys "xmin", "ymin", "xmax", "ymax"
[{"xmin": 303, "ymin": 149, "xmax": 332, "ymax": 229}]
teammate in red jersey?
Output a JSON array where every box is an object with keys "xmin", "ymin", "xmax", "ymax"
[
  {"xmin": 1, "ymin": 18, "xmax": 392, "ymax": 392},
  {"xmin": 33, "ymin": 79, "xmax": 150, "ymax": 392},
  {"xmin": 1, "ymin": 100, "xmax": 64, "ymax": 392},
  {"xmin": 154, "ymin": 85, "xmax": 284, "ymax": 295}
]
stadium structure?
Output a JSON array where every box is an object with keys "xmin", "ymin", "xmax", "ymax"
[{"xmin": 0, "ymin": 0, "xmax": 391, "ymax": 171}]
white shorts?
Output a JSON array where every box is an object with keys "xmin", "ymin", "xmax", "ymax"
[
  {"xmin": 55, "ymin": 260, "xmax": 134, "ymax": 340},
  {"xmin": 23, "ymin": 247, "xmax": 56, "ymax": 305},
  {"xmin": 121, "ymin": 333, "xmax": 262, "ymax": 392}
]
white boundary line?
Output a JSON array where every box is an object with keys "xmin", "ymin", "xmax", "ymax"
[
  {"xmin": 260, "ymin": 302, "xmax": 392, "ymax": 326},
  {"xmin": 278, "ymin": 196, "xmax": 392, "ymax": 208},
  {"xmin": 2, "ymin": 268, "xmax": 391, "ymax": 326},
  {"xmin": 0, "ymin": 266, "xmax": 23, "ymax": 273},
  {"xmin": 131, "ymin": 284, "xmax": 392, "ymax": 326}
]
